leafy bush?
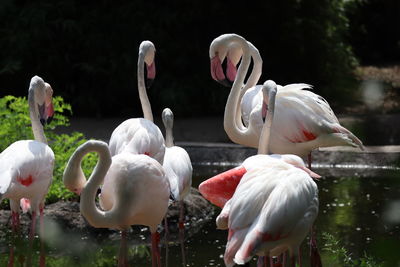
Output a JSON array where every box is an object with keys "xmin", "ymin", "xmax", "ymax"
[
  {"xmin": 0, "ymin": 95, "xmax": 97, "ymax": 204},
  {"xmin": 322, "ymin": 232, "xmax": 383, "ymax": 267}
]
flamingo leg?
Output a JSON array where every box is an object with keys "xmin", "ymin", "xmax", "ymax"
[
  {"xmin": 8, "ymin": 211, "xmax": 20, "ymax": 267},
  {"xmin": 118, "ymin": 230, "xmax": 128, "ymax": 267},
  {"xmin": 164, "ymin": 218, "xmax": 169, "ymax": 267},
  {"xmin": 151, "ymin": 231, "xmax": 161, "ymax": 267},
  {"xmin": 298, "ymin": 248, "xmax": 302, "ymax": 267},
  {"xmin": 308, "ymin": 152, "xmax": 312, "ymax": 170},
  {"xmin": 179, "ymin": 200, "xmax": 187, "ymax": 267},
  {"xmin": 39, "ymin": 206, "xmax": 45, "ymax": 267},
  {"xmin": 25, "ymin": 210, "xmax": 37, "ymax": 267},
  {"xmin": 290, "ymin": 256, "xmax": 296, "ymax": 267},
  {"xmin": 310, "ymin": 226, "xmax": 322, "ymax": 267}
]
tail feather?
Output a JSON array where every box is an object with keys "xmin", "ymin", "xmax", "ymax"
[{"xmin": 224, "ymin": 228, "xmax": 248, "ymax": 267}]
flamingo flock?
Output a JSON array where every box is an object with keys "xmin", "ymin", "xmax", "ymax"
[{"xmin": 0, "ymin": 33, "xmax": 364, "ymax": 267}]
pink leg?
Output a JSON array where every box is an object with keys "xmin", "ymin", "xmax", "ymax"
[
  {"xmin": 39, "ymin": 206, "xmax": 45, "ymax": 267},
  {"xmin": 151, "ymin": 231, "xmax": 161, "ymax": 267},
  {"xmin": 25, "ymin": 211, "xmax": 37, "ymax": 267},
  {"xmin": 310, "ymin": 226, "xmax": 322, "ymax": 267},
  {"xmin": 164, "ymin": 218, "xmax": 169, "ymax": 267},
  {"xmin": 298, "ymin": 248, "xmax": 302, "ymax": 267},
  {"xmin": 118, "ymin": 230, "xmax": 128, "ymax": 267},
  {"xmin": 308, "ymin": 152, "xmax": 312, "ymax": 170},
  {"xmin": 7, "ymin": 212, "xmax": 18, "ymax": 267},
  {"xmin": 179, "ymin": 201, "xmax": 187, "ymax": 267},
  {"xmin": 290, "ymin": 256, "xmax": 296, "ymax": 267}
]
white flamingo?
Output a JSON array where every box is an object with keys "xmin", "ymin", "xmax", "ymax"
[
  {"xmin": 210, "ymin": 33, "xmax": 363, "ymax": 163},
  {"xmin": 161, "ymin": 108, "xmax": 193, "ymax": 266},
  {"xmin": 199, "ymin": 80, "xmax": 320, "ymax": 267},
  {"xmin": 63, "ymin": 140, "xmax": 170, "ymax": 267},
  {"xmin": 0, "ymin": 76, "xmax": 55, "ymax": 267},
  {"xmin": 109, "ymin": 40, "xmax": 165, "ymax": 164}
]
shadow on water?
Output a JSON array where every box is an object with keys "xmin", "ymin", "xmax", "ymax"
[{"xmin": 1, "ymin": 146, "xmax": 400, "ymax": 266}]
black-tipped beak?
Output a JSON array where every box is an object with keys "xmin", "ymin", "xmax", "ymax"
[
  {"xmin": 145, "ymin": 78, "xmax": 154, "ymax": 89},
  {"xmin": 47, "ymin": 116, "xmax": 53, "ymax": 125},
  {"xmin": 40, "ymin": 118, "xmax": 46, "ymax": 126},
  {"xmin": 216, "ymin": 78, "xmax": 233, "ymax": 87}
]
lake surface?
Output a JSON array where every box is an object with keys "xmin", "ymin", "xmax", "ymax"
[{"xmin": 1, "ymin": 162, "xmax": 400, "ymax": 267}]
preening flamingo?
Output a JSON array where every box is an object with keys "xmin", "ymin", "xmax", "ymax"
[
  {"xmin": 161, "ymin": 108, "xmax": 193, "ymax": 266},
  {"xmin": 0, "ymin": 75, "xmax": 55, "ymax": 267},
  {"xmin": 63, "ymin": 140, "xmax": 170, "ymax": 267},
  {"xmin": 210, "ymin": 33, "xmax": 363, "ymax": 162},
  {"xmin": 109, "ymin": 40, "xmax": 165, "ymax": 163},
  {"xmin": 199, "ymin": 80, "xmax": 320, "ymax": 267}
]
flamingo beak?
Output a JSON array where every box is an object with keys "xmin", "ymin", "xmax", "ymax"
[
  {"xmin": 199, "ymin": 166, "xmax": 247, "ymax": 208},
  {"xmin": 298, "ymin": 166, "xmax": 321, "ymax": 179},
  {"xmin": 210, "ymin": 56, "xmax": 236, "ymax": 87},
  {"xmin": 46, "ymin": 101, "xmax": 54, "ymax": 125},
  {"xmin": 145, "ymin": 61, "xmax": 156, "ymax": 89}
]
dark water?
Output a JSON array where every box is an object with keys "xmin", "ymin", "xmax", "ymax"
[{"xmin": 1, "ymin": 164, "xmax": 400, "ymax": 267}]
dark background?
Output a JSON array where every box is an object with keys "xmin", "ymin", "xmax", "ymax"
[{"xmin": 1, "ymin": 0, "xmax": 399, "ymax": 118}]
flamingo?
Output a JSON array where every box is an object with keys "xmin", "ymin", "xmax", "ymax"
[
  {"xmin": 109, "ymin": 40, "xmax": 165, "ymax": 164},
  {"xmin": 199, "ymin": 80, "xmax": 320, "ymax": 267},
  {"xmin": 210, "ymin": 33, "xmax": 363, "ymax": 165},
  {"xmin": 0, "ymin": 75, "xmax": 55, "ymax": 267},
  {"xmin": 161, "ymin": 108, "xmax": 193, "ymax": 266},
  {"xmin": 63, "ymin": 140, "xmax": 170, "ymax": 267}
]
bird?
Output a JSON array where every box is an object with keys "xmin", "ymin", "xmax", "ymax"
[
  {"xmin": 109, "ymin": 40, "xmax": 165, "ymax": 164},
  {"xmin": 63, "ymin": 140, "xmax": 170, "ymax": 267},
  {"xmin": 210, "ymin": 33, "xmax": 363, "ymax": 166},
  {"xmin": 161, "ymin": 108, "xmax": 193, "ymax": 266},
  {"xmin": 0, "ymin": 75, "xmax": 55, "ymax": 267},
  {"xmin": 199, "ymin": 80, "xmax": 320, "ymax": 267}
]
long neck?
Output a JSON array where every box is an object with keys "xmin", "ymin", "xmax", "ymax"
[
  {"xmin": 137, "ymin": 54, "xmax": 154, "ymax": 122},
  {"xmin": 164, "ymin": 124, "xmax": 174, "ymax": 148},
  {"xmin": 223, "ymin": 35, "xmax": 259, "ymax": 146},
  {"xmin": 28, "ymin": 91, "xmax": 47, "ymax": 144},
  {"xmin": 242, "ymin": 42, "xmax": 262, "ymax": 92},
  {"xmin": 76, "ymin": 141, "xmax": 118, "ymax": 228},
  {"xmin": 257, "ymin": 88, "xmax": 277, "ymax": 154}
]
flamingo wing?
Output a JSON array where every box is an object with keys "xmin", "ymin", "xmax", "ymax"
[
  {"xmin": 109, "ymin": 118, "xmax": 165, "ymax": 163},
  {"xmin": 163, "ymin": 146, "xmax": 192, "ymax": 201}
]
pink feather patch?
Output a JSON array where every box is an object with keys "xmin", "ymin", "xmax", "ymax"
[
  {"xmin": 20, "ymin": 198, "xmax": 31, "ymax": 213},
  {"xmin": 199, "ymin": 167, "xmax": 247, "ymax": 208},
  {"xmin": 17, "ymin": 175, "xmax": 33, "ymax": 187}
]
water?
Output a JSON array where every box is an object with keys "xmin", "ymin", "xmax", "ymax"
[{"xmin": 1, "ymin": 164, "xmax": 400, "ymax": 266}]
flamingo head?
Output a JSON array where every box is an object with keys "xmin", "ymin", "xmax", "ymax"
[
  {"xmin": 162, "ymin": 108, "xmax": 174, "ymax": 130},
  {"xmin": 140, "ymin": 40, "xmax": 156, "ymax": 89},
  {"xmin": 210, "ymin": 38, "xmax": 242, "ymax": 87},
  {"xmin": 30, "ymin": 76, "xmax": 54, "ymax": 126}
]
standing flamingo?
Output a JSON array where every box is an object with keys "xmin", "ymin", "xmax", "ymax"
[
  {"xmin": 63, "ymin": 140, "xmax": 170, "ymax": 267},
  {"xmin": 210, "ymin": 33, "xmax": 363, "ymax": 163},
  {"xmin": 0, "ymin": 75, "xmax": 55, "ymax": 267},
  {"xmin": 161, "ymin": 108, "xmax": 193, "ymax": 266},
  {"xmin": 109, "ymin": 40, "xmax": 165, "ymax": 163},
  {"xmin": 199, "ymin": 80, "xmax": 320, "ymax": 267}
]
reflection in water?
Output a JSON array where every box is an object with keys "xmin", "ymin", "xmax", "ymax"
[{"xmin": 1, "ymin": 167, "xmax": 400, "ymax": 266}]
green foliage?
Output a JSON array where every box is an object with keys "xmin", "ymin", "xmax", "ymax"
[
  {"xmin": 0, "ymin": 95, "xmax": 97, "ymax": 204},
  {"xmin": 322, "ymin": 232, "xmax": 383, "ymax": 267}
]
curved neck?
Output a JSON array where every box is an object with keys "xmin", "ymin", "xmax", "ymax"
[
  {"xmin": 28, "ymin": 91, "xmax": 47, "ymax": 144},
  {"xmin": 222, "ymin": 35, "xmax": 259, "ymax": 145},
  {"xmin": 243, "ymin": 42, "xmax": 262, "ymax": 92},
  {"xmin": 74, "ymin": 141, "xmax": 117, "ymax": 228},
  {"xmin": 137, "ymin": 54, "xmax": 154, "ymax": 122},
  {"xmin": 257, "ymin": 88, "xmax": 277, "ymax": 155}
]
